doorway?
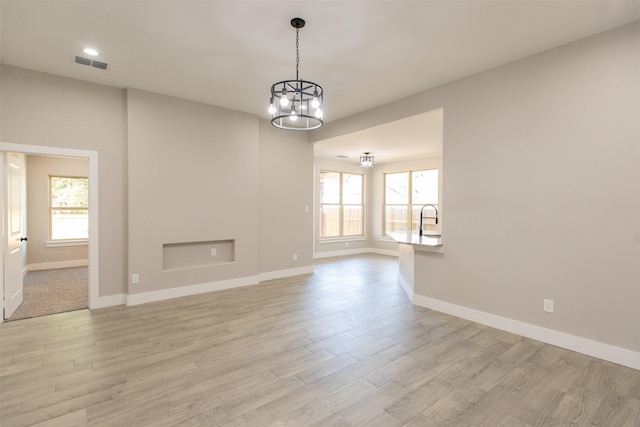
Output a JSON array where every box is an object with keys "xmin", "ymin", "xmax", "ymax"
[
  {"xmin": 1, "ymin": 143, "xmax": 99, "ymax": 323},
  {"xmin": 10, "ymin": 155, "xmax": 89, "ymax": 320}
]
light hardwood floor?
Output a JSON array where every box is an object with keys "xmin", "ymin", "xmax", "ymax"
[{"xmin": 1, "ymin": 254, "xmax": 639, "ymax": 426}]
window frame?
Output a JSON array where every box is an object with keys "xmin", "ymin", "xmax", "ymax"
[
  {"xmin": 49, "ymin": 175, "xmax": 89, "ymax": 243},
  {"xmin": 383, "ymin": 168, "xmax": 439, "ymax": 237},
  {"xmin": 319, "ymin": 170, "xmax": 365, "ymax": 240}
]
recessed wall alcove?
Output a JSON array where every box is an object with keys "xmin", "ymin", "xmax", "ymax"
[{"xmin": 162, "ymin": 240, "xmax": 234, "ymax": 271}]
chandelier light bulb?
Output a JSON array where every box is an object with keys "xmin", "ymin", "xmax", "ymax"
[
  {"xmin": 280, "ymin": 97, "xmax": 289, "ymax": 107},
  {"xmin": 311, "ymin": 90, "xmax": 320, "ymax": 109},
  {"xmin": 268, "ymin": 97, "xmax": 276, "ymax": 115},
  {"xmin": 315, "ymin": 108, "xmax": 323, "ymax": 119}
]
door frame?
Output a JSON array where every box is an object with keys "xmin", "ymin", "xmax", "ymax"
[{"xmin": 0, "ymin": 142, "xmax": 99, "ymax": 320}]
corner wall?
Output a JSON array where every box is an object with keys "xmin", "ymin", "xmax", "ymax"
[
  {"xmin": 258, "ymin": 121, "xmax": 314, "ymax": 278},
  {"xmin": 125, "ymin": 90, "xmax": 316, "ymax": 302},
  {"xmin": 126, "ymin": 89, "xmax": 260, "ymax": 299}
]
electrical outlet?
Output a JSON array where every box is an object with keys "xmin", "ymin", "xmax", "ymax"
[
  {"xmin": 293, "ymin": 254, "xmax": 298, "ymax": 261},
  {"xmin": 305, "ymin": 205, "xmax": 309, "ymax": 213},
  {"xmin": 211, "ymin": 248, "xmax": 217, "ymax": 256},
  {"xmin": 543, "ymin": 299, "xmax": 554, "ymax": 313},
  {"xmin": 132, "ymin": 274, "xmax": 140, "ymax": 284}
]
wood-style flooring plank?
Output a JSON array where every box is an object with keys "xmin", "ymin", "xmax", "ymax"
[
  {"xmin": 1, "ymin": 254, "xmax": 639, "ymax": 427},
  {"xmin": 301, "ymin": 378, "xmax": 377, "ymax": 423}
]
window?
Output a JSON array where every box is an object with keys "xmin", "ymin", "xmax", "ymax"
[
  {"xmin": 50, "ymin": 176, "xmax": 89, "ymax": 240},
  {"xmin": 319, "ymin": 171, "xmax": 364, "ymax": 238},
  {"xmin": 384, "ymin": 169, "xmax": 438, "ymax": 235}
]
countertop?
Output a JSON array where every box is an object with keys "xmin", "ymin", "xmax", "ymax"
[{"xmin": 388, "ymin": 231, "xmax": 444, "ymax": 253}]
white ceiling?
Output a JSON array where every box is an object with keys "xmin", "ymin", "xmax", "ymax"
[
  {"xmin": 313, "ymin": 108, "xmax": 443, "ymax": 165},
  {"xmin": 2, "ymin": 1, "xmax": 640, "ymax": 163}
]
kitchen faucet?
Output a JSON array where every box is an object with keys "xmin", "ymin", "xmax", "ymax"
[{"xmin": 419, "ymin": 204, "xmax": 438, "ymax": 236}]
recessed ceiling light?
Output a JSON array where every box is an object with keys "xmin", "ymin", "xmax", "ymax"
[{"xmin": 83, "ymin": 48, "xmax": 99, "ymax": 56}]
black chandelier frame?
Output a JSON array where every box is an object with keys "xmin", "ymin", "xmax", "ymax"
[{"xmin": 269, "ymin": 18, "xmax": 324, "ymax": 131}]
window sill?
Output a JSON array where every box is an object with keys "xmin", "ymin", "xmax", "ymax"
[
  {"xmin": 318, "ymin": 236, "xmax": 367, "ymax": 244},
  {"xmin": 46, "ymin": 239, "xmax": 88, "ymax": 248}
]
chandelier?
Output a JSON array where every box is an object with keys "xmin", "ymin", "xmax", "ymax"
[
  {"xmin": 269, "ymin": 18, "xmax": 324, "ymax": 131},
  {"xmin": 360, "ymin": 153, "xmax": 374, "ymax": 167}
]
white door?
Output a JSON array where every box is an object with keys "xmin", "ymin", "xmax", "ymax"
[{"xmin": 3, "ymin": 152, "xmax": 26, "ymax": 319}]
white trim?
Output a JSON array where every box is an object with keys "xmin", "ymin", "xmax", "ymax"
[
  {"xmin": 259, "ymin": 265, "xmax": 314, "ymax": 281},
  {"xmin": 369, "ymin": 248, "xmax": 399, "ymax": 257},
  {"xmin": 413, "ymin": 294, "xmax": 640, "ymax": 371},
  {"xmin": 397, "ymin": 274, "xmax": 413, "ymax": 302},
  {"xmin": 318, "ymin": 236, "xmax": 367, "ymax": 244},
  {"xmin": 126, "ymin": 275, "xmax": 260, "ymax": 306},
  {"xmin": 27, "ymin": 259, "xmax": 88, "ymax": 271},
  {"xmin": 314, "ymin": 248, "xmax": 371, "ymax": 259},
  {"xmin": 46, "ymin": 239, "xmax": 88, "ymax": 248},
  {"xmin": 0, "ymin": 143, "xmax": 99, "ymax": 310},
  {"xmin": 88, "ymin": 267, "xmax": 316, "ymax": 309},
  {"xmin": 314, "ymin": 247, "xmax": 399, "ymax": 259},
  {"xmin": 93, "ymin": 294, "xmax": 126, "ymax": 308}
]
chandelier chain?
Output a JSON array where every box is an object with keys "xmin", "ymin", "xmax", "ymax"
[{"xmin": 295, "ymin": 27, "xmax": 300, "ymax": 80}]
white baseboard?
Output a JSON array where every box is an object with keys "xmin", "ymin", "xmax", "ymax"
[
  {"xmin": 259, "ymin": 265, "xmax": 314, "ymax": 281},
  {"xmin": 397, "ymin": 275, "xmax": 414, "ymax": 303},
  {"xmin": 27, "ymin": 259, "xmax": 88, "ymax": 271},
  {"xmin": 314, "ymin": 248, "xmax": 369, "ymax": 259},
  {"xmin": 91, "ymin": 294, "xmax": 126, "ymax": 309},
  {"xmin": 413, "ymin": 294, "xmax": 640, "ymax": 371},
  {"xmin": 90, "ymin": 268, "xmax": 314, "ymax": 309},
  {"xmin": 314, "ymin": 247, "xmax": 399, "ymax": 259},
  {"xmin": 126, "ymin": 275, "xmax": 260, "ymax": 306},
  {"xmin": 369, "ymin": 248, "xmax": 399, "ymax": 257}
]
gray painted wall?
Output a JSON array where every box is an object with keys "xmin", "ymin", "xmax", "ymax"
[
  {"xmin": 259, "ymin": 120, "xmax": 313, "ymax": 272},
  {"xmin": 313, "ymin": 23, "xmax": 640, "ymax": 352},
  {"xmin": 126, "ymin": 89, "xmax": 261, "ymax": 293},
  {"xmin": 1, "ymin": 66, "xmax": 314, "ymax": 300}
]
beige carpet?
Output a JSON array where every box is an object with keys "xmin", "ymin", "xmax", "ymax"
[{"xmin": 8, "ymin": 267, "xmax": 88, "ymax": 321}]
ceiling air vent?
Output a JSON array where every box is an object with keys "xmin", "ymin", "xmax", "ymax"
[
  {"xmin": 91, "ymin": 60, "xmax": 108, "ymax": 70},
  {"xmin": 75, "ymin": 56, "xmax": 108, "ymax": 70}
]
